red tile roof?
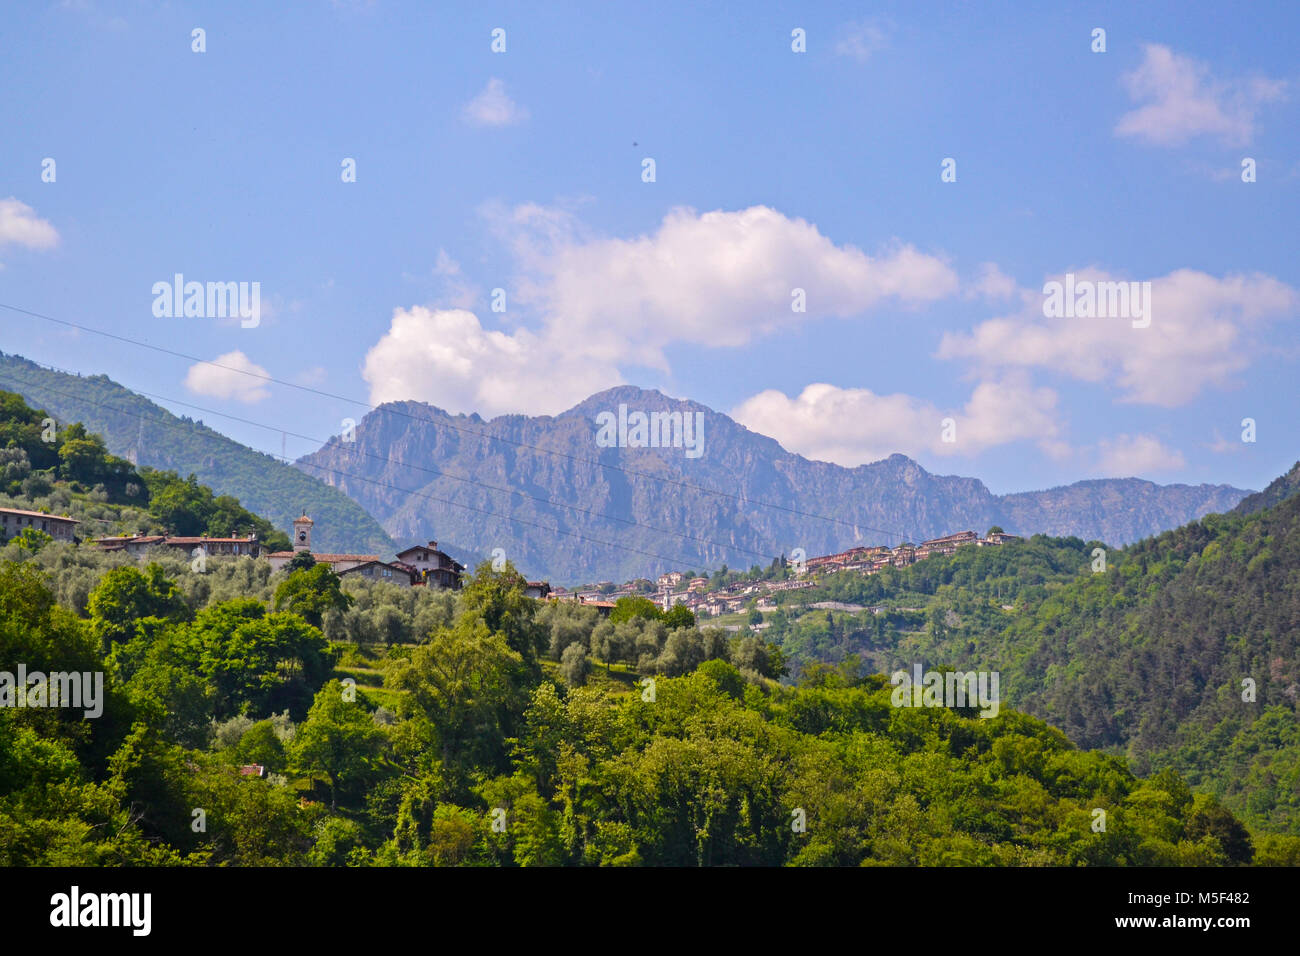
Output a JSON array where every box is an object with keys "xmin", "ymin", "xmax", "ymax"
[
  {"xmin": 268, "ymin": 552, "xmax": 380, "ymax": 562},
  {"xmin": 94, "ymin": 535, "xmax": 256, "ymax": 548},
  {"xmin": 1, "ymin": 507, "xmax": 79, "ymax": 523},
  {"xmin": 159, "ymin": 536, "xmax": 257, "ymax": 544},
  {"xmin": 339, "ymin": 559, "xmax": 408, "ymax": 572}
]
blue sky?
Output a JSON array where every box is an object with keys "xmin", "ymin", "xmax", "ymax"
[{"xmin": 1, "ymin": 0, "xmax": 1297, "ymax": 496}]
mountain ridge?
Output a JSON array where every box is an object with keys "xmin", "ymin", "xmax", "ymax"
[
  {"xmin": 298, "ymin": 384, "xmax": 1252, "ymax": 584},
  {"xmin": 1231, "ymin": 460, "xmax": 1300, "ymax": 516}
]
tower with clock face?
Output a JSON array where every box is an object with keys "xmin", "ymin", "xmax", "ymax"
[{"xmin": 292, "ymin": 513, "xmax": 314, "ymax": 552}]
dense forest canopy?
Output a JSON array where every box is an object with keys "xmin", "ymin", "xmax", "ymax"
[{"xmin": 1, "ymin": 540, "xmax": 1296, "ymax": 866}]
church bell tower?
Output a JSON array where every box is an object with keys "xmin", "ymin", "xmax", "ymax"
[{"xmin": 292, "ymin": 513, "xmax": 314, "ymax": 552}]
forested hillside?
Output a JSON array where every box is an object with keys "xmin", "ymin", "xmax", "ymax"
[
  {"xmin": 0, "ymin": 354, "xmax": 394, "ymax": 555},
  {"xmin": 755, "ymin": 534, "xmax": 1098, "ymax": 673},
  {"xmin": 762, "ymin": 490, "xmax": 1300, "ymax": 835},
  {"xmin": 1231, "ymin": 460, "xmax": 1300, "ymax": 516},
  {"xmin": 988, "ymin": 495, "xmax": 1300, "ymax": 834},
  {"xmin": 3, "ymin": 545, "xmax": 1291, "ymax": 867}
]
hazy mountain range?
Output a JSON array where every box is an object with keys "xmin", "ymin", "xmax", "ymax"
[
  {"xmin": 0, "ymin": 357, "xmax": 1255, "ymax": 582},
  {"xmin": 297, "ymin": 385, "xmax": 1252, "ymax": 584}
]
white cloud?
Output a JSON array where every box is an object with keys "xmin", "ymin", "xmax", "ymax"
[
  {"xmin": 1092, "ymin": 434, "xmax": 1186, "ymax": 477},
  {"xmin": 362, "ymin": 204, "xmax": 962, "ymax": 413},
  {"xmin": 1115, "ymin": 44, "xmax": 1286, "ymax": 147},
  {"xmin": 462, "ymin": 78, "xmax": 528, "ymax": 127},
  {"xmin": 424, "ymin": 248, "xmax": 479, "ymax": 309},
  {"xmin": 835, "ymin": 20, "xmax": 889, "ymax": 62},
  {"xmin": 937, "ymin": 268, "xmax": 1296, "ymax": 406},
  {"xmin": 730, "ymin": 377, "xmax": 1060, "ymax": 466},
  {"xmin": 731, "ymin": 377, "xmax": 1190, "ymax": 478},
  {"xmin": 968, "ymin": 262, "xmax": 1019, "ymax": 301},
  {"xmin": 0, "ymin": 198, "xmax": 59, "ymax": 250},
  {"xmin": 183, "ymin": 351, "xmax": 272, "ymax": 403},
  {"xmin": 512, "ymin": 203, "xmax": 959, "ymax": 367},
  {"xmin": 362, "ymin": 306, "xmax": 620, "ymax": 417}
]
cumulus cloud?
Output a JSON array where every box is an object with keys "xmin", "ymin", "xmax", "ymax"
[
  {"xmin": 463, "ymin": 78, "xmax": 528, "ymax": 127},
  {"xmin": 363, "ymin": 204, "xmax": 962, "ymax": 412},
  {"xmin": 731, "ymin": 377, "xmax": 1189, "ymax": 477},
  {"xmin": 937, "ymin": 268, "xmax": 1296, "ymax": 406},
  {"xmin": 362, "ymin": 306, "xmax": 620, "ymax": 417},
  {"xmin": 0, "ymin": 198, "xmax": 59, "ymax": 250},
  {"xmin": 1092, "ymin": 433, "xmax": 1186, "ymax": 477},
  {"xmin": 730, "ymin": 377, "xmax": 1060, "ymax": 466},
  {"xmin": 1115, "ymin": 44, "xmax": 1286, "ymax": 147},
  {"xmin": 183, "ymin": 351, "xmax": 272, "ymax": 403},
  {"xmin": 513, "ymin": 203, "xmax": 958, "ymax": 366}
]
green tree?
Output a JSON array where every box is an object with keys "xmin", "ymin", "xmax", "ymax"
[
  {"xmin": 389, "ymin": 617, "xmax": 525, "ymax": 772},
  {"xmin": 459, "ymin": 561, "xmax": 546, "ymax": 667},
  {"xmin": 274, "ymin": 563, "xmax": 353, "ymax": 630},
  {"xmin": 234, "ymin": 719, "xmax": 289, "ymax": 773},
  {"xmin": 559, "ymin": 642, "xmax": 589, "ymax": 688},
  {"xmin": 55, "ymin": 424, "xmax": 109, "ymax": 481},
  {"xmin": 185, "ymin": 599, "xmax": 331, "ymax": 719},
  {"xmin": 510, "ymin": 791, "xmax": 564, "ymax": 866},
  {"xmin": 137, "ymin": 469, "xmax": 289, "ymax": 548},
  {"xmin": 11, "ymin": 527, "xmax": 53, "ymax": 553},
  {"xmin": 610, "ymin": 595, "xmax": 661, "ymax": 624},
  {"xmin": 144, "ymin": 472, "xmax": 213, "ymax": 536},
  {"xmin": 87, "ymin": 564, "xmax": 190, "ymax": 648},
  {"xmin": 290, "ymin": 680, "xmax": 386, "ymax": 808},
  {"xmin": 662, "ymin": 603, "xmax": 696, "ymax": 630},
  {"xmin": 1185, "ymin": 794, "xmax": 1253, "ymax": 864},
  {"xmin": 285, "ymin": 550, "xmax": 316, "ymax": 574}
]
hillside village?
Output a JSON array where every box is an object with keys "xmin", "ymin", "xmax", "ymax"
[
  {"xmin": 1, "ymin": 493, "xmax": 1021, "ymax": 614},
  {"xmin": 551, "ymin": 528, "xmax": 1021, "ymax": 618},
  {"xmin": 83, "ymin": 511, "xmax": 471, "ymax": 590},
  {"xmin": 3, "ymin": 476, "xmax": 1020, "ymax": 616}
]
